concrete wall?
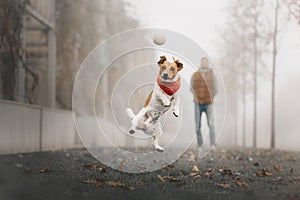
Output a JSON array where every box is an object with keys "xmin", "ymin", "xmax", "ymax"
[
  {"xmin": 0, "ymin": 101, "xmax": 40, "ymax": 154},
  {"xmin": 0, "ymin": 100, "xmax": 79, "ymax": 155}
]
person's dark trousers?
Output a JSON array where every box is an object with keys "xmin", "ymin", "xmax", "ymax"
[{"xmin": 194, "ymin": 103, "xmax": 215, "ymax": 147}]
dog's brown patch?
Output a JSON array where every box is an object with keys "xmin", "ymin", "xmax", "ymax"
[{"xmin": 144, "ymin": 90, "xmax": 153, "ymax": 107}]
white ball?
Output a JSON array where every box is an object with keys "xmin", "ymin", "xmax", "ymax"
[{"xmin": 153, "ymin": 33, "xmax": 166, "ymax": 45}]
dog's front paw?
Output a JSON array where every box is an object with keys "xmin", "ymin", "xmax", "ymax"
[
  {"xmin": 161, "ymin": 98, "xmax": 171, "ymax": 107},
  {"xmin": 173, "ymin": 112, "xmax": 179, "ymax": 117},
  {"xmin": 153, "ymin": 144, "xmax": 164, "ymax": 152},
  {"xmin": 164, "ymin": 101, "xmax": 171, "ymax": 107},
  {"xmin": 173, "ymin": 107, "xmax": 180, "ymax": 117},
  {"xmin": 156, "ymin": 147, "xmax": 164, "ymax": 152}
]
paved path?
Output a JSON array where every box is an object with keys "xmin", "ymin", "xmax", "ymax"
[{"xmin": 0, "ymin": 148, "xmax": 299, "ymax": 200}]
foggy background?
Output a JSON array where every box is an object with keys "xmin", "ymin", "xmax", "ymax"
[{"xmin": 0, "ymin": 0, "xmax": 299, "ymax": 154}]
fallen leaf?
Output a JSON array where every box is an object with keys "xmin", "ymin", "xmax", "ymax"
[
  {"xmin": 203, "ymin": 171, "xmax": 211, "ymax": 176},
  {"xmin": 218, "ymin": 183, "xmax": 230, "ymax": 188},
  {"xmin": 165, "ymin": 176, "xmax": 180, "ymax": 182},
  {"xmin": 292, "ymin": 177, "xmax": 300, "ymax": 181},
  {"xmin": 82, "ymin": 164, "xmax": 97, "ymax": 169},
  {"xmin": 273, "ymin": 165, "xmax": 281, "ymax": 171},
  {"xmin": 157, "ymin": 174, "xmax": 180, "ymax": 182},
  {"xmin": 83, "ymin": 178, "xmax": 105, "ymax": 185},
  {"xmin": 188, "ymin": 154, "xmax": 196, "ymax": 162},
  {"xmin": 236, "ymin": 156, "xmax": 243, "ymax": 161},
  {"xmin": 256, "ymin": 169, "xmax": 272, "ymax": 177},
  {"xmin": 107, "ymin": 181, "xmax": 122, "ymax": 187},
  {"xmin": 264, "ymin": 171, "xmax": 272, "ymax": 176},
  {"xmin": 39, "ymin": 169, "xmax": 53, "ymax": 173},
  {"xmin": 219, "ymin": 168, "xmax": 232, "ymax": 175},
  {"xmin": 272, "ymin": 177, "xmax": 282, "ymax": 182},
  {"xmin": 192, "ymin": 165, "xmax": 200, "ymax": 172},
  {"xmin": 207, "ymin": 168, "xmax": 215, "ymax": 172},
  {"xmin": 157, "ymin": 174, "xmax": 165, "ymax": 182},
  {"xmin": 136, "ymin": 180, "xmax": 146, "ymax": 185},
  {"xmin": 83, "ymin": 179, "xmax": 98, "ymax": 184},
  {"xmin": 290, "ymin": 177, "xmax": 300, "ymax": 184},
  {"xmin": 189, "ymin": 172, "xmax": 202, "ymax": 179},
  {"xmin": 107, "ymin": 181, "xmax": 135, "ymax": 191},
  {"xmin": 163, "ymin": 164, "xmax": 174, "ymax": 171},
  {"xmin": 234, "ymin": 172, "xmax": 241, "ymax": 176},
  {"xmin": 234, "ymin": 181, "xmax": 249, "ymax": 188},
  {"xmin": 98, "ymin": 167, "xmax": 106, "ymax": 173}
]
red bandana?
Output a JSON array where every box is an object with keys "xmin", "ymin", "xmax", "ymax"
[{"xmin": 157, "ymin": 76, "xmax": 181, "ymax": 96}]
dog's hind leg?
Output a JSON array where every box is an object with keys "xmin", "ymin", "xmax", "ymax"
[
  {"xmin": 126, "ymin": 108, "xmax": 135, "ymax": 119},
  {"xmin": 128, "ymin": 125, "xmax": 136, "ymax": 134},
  {"xmin": 152, "ymin": 124, "xmax": 164, "ymax": 152}
]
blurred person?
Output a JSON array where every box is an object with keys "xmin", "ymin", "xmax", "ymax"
[{"xmin": 191, "ymin": 57, "xmax": 217, "ymax": 148}]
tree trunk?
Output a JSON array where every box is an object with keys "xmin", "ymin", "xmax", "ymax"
[
  {"xmin": 271, "ymin": 0, "xmax": 279, "ymax": 149},
  {"xmin": 242, "ymin": 68, "xmax": 246, "ymax": 147},
  {"xmin": 253, "ymin": 22, "xmax": 258, "ymax": 148}
]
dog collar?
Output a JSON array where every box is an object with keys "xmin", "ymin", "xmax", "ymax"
[{"xmin": 157, "ymin": 76, "xmax": 181, "ymax": 96}]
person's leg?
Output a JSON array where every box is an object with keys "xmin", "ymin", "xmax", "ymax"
[
  {"xmin": 195, "ymin": 103, "xmax": 203, "ymax": 147},
  {"xmin": 205, "ymin": 104, "xmax": 215, "ymax": 146}
]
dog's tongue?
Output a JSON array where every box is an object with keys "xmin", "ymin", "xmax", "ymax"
[{"xmin": 157, "ymin": 76, "xmax": 181, "ymax": 96}]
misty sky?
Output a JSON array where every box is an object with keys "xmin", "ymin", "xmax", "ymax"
[{"xmin": 123, "ymin": 0, "xmax": 300, "ymax": 150}]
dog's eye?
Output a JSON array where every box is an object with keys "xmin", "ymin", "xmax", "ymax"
[
  {"xmin": 170, "ymin": 67, "xmax": 175, "ymax": 71},
  {"xmin": 161, "ymin": 66, "xmax": 166, "ymax": 70},
  {"xmin": 153, "ymin": 112, "xmax": 157, "ymax": 116}
]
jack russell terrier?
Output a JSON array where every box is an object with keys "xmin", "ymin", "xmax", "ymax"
[{"xmin": 126, "ymin": 55, "xmax": 183, "ymax": 152}]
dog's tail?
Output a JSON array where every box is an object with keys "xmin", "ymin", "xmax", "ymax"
[{"xmin": 126, "ymin": 108, "xmax": 135, "ymax": 119}]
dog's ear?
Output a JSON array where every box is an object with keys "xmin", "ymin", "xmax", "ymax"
[
  {"xmin": 157, "ymin": 55, "xmax": 167, "ymax": 65},
  {"xmin": 175, "ymin": 60, "xmax": 183, "ymax": 71}
]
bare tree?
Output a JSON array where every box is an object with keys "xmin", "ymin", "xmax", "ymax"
[
  {"xmin": 270, "ymin": 0, "xmax": 279, "ymax": 149},
  {"xmin": 218, "ymin": 1, "xmax": 253, "ymax": 146},
  {"xmin": 244, "ymin": 0, "xmax": 271, "ymax": 148},
  {"xmin": 283, "ymin": 0, "xmax": 300, "ymax": 24},
  {"xmin": 219, "ymin": 0, "xmax": 272, "ymax": 148},
  {"xmin": 0, "ymin": 0, "xmax": 38, "ymax": 103}
]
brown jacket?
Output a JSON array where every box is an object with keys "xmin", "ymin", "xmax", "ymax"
[{"xmin": 191, "ymin": 68, "xmax": 217, "ymax": 104}]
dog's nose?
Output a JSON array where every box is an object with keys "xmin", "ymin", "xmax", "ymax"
[{"xmin": 163, "ymin": 73, "xmax": 168, "ymax": 79}]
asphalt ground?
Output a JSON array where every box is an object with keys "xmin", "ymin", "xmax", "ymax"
[{"xmin": 0, "ymin": 147, "xmax": 299, "ymax": 200}]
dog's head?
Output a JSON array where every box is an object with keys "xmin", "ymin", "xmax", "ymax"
[{"xmin": 157, "ymin": 55, "xmax": 183, "ymax": 81}]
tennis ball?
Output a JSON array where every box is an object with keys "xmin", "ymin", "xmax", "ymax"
[{"xmin": 153, "ymin": 33, "xmax": 166, "ymax": 45}]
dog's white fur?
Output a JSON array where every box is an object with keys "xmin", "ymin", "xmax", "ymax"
[
  {"xmin": 126, "ymin": 70, "xmax": 181, "ymax": 152},
  {"xmin": 126, "ymin": 87, "xmax": 180, "ymax": 151}
]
